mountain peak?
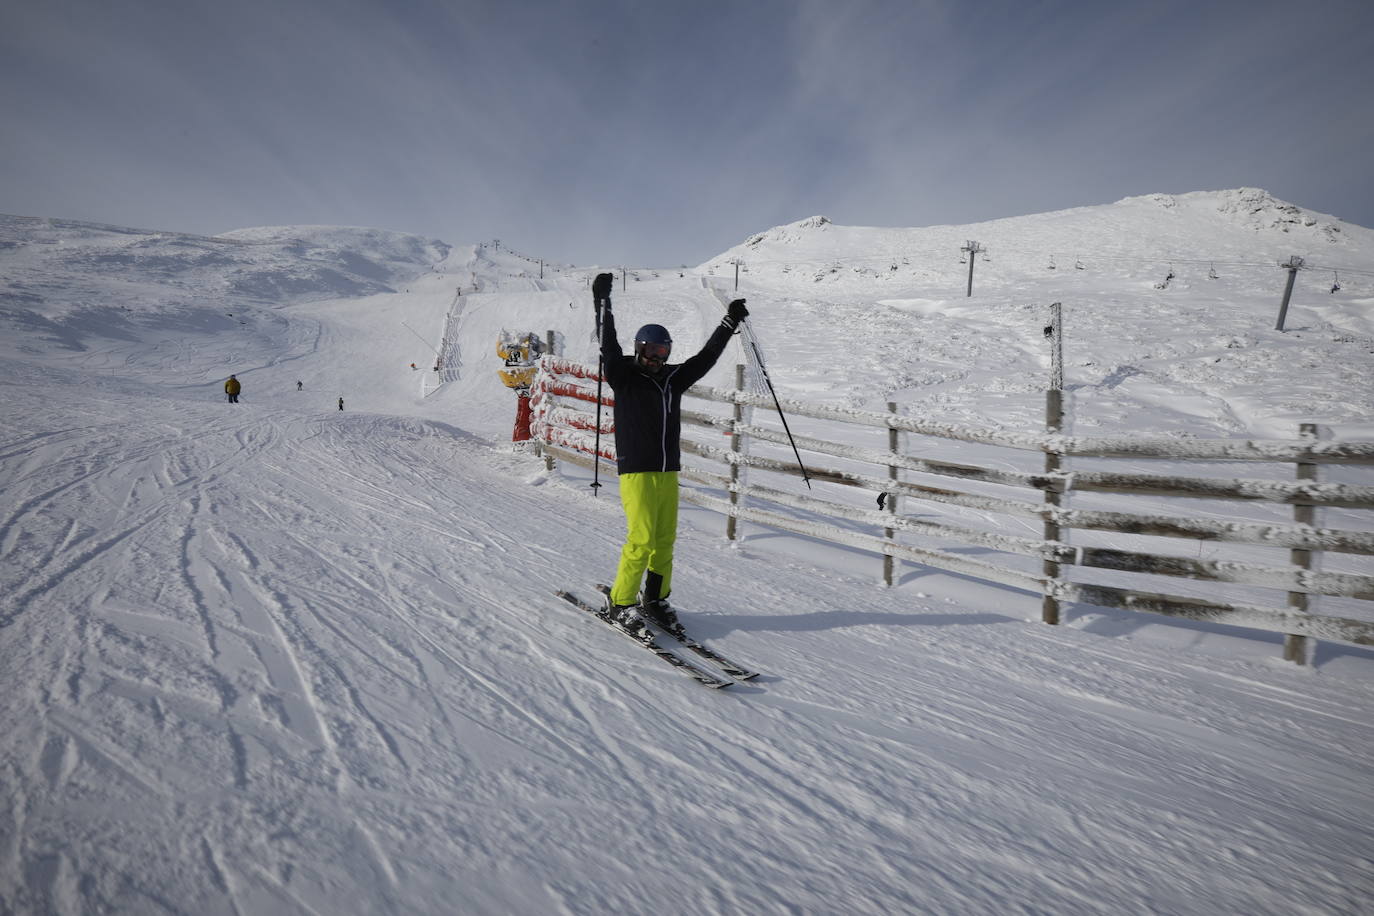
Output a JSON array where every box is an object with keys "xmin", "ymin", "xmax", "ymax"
[
  {"xmin": 1115, "ymin": 188, "xmax": 1343, "ymax": 234},
  {"xmin": 742, "ymin": 215, "xmax": 832, "ymax": 250}
]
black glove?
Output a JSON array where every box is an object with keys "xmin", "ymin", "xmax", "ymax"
[
  {"xmin": 592, "ymin": 273, "xmax": 614, "ymax": 302},
  {"xmin": 724, "ymin": 298, "xmax": 749, "ymax": 329}
]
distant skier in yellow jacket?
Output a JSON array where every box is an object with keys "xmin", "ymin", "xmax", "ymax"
[{"xmin": 224, "ymin": 375, "xmax": 241, "ymax": 403}]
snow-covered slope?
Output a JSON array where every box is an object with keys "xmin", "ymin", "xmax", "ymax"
[
  {"xmin": 1, "ymin": 194, "xmax": 1372, "ymax": 915},
  {"xmin": 694, "ymin": 190, "xmax": 1374, "ymax": 438},
  {"xmin": 710, "ymin": 190, "xmax": 1369, "ymax": 287}
]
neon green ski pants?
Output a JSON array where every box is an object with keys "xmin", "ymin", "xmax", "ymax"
[{"xmin": 610, "ymin": 471, "xmax": 679, "ymax": 606}]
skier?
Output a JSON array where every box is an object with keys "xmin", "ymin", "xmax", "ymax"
[
  {"xmin": 224, "ymin": 374, "xmax": 241, "ymax": 403},
  {"xmin": 593, "ymin": 271, "xmax": 748, "ymax": 635},
  {"xmin": 296, "ymin": 380, "xmax": 303, "ymax": 391},
  {"xmin": 338, "ymin": 396, "xmax": 345, "ymax": 411}
]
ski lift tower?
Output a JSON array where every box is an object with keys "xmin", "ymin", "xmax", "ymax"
[
  {"xmin": 1275, "ymin": 255, "xmax": 1305, "ymax": 331},
  {"xmin": 961, "ymin": 241, "xmax": 984, "ymax": 297}
]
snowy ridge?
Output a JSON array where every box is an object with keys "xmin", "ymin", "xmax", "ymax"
[
  {"xmin": 2, "ymin": 194, "xmax": 1373, "ymax": 914},
  {"xmin": 704, "ymin": 189, "xmax": 1372, "ymax": 301}
]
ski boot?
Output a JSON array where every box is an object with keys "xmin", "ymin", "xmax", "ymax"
[
  {"xmin": 638, "ymin": 572, "xmax": 682, "ymax": 635},
  {"xmin": 639, "ymin": 595, "xmax": 682, "ymax": 636},
  {"xmin": 602, "ymin": 590, "xmax": 649, "ymax": 640}
]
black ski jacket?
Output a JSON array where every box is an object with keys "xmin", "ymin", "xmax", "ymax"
[{"xmin": 601, "ymin": 309, "xmax": 735, "ymax": 474}]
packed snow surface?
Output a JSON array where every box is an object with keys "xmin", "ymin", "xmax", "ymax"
[{"xmin": 2, "ymin": 193, "xmax": 1372, "ymax": 914}]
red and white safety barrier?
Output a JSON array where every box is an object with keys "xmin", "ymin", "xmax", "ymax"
[{"xmin": 529, "ymin": 356, "xmax": 615, "ymax": 463}]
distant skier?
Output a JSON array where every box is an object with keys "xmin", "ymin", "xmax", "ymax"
[
  {"xmin": 224, "ymin": 374, "xmax": 241, "ymax": 403},
  {"xmin": 593, "ymin": 271, "xmax": 748, "ymax": 635},
  {"xmin": 338, "ymin": 396, "xmax": 345, "ymax": 411},
  {"xmin": 296, "ymin": 380, "xmax": 303, "ymax": 391}
]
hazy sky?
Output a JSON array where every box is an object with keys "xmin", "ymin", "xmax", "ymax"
[{"xmin": 3, "ymin": 0, "xmax": 1372, "ymax": 266}]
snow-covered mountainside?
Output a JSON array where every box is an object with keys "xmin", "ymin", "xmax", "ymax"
[
  {"xmin": 1, "ymin": 192, "xmax": 1372, "ymax": 915},
  {"xmin": 1, "ymin": 215, "xmax": 450, "ymax": 314},
  {"xmin": 698, "ymin": 189, "xmax": 1374, "ymax": 438},
  {"xmin": 714, "ymin": 189, "xmax": 1365, "ymax": 282}
]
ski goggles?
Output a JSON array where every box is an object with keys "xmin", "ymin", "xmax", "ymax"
[{"xmin": 638, "ymin": 341, "xmax": 671, "ymax": 362}]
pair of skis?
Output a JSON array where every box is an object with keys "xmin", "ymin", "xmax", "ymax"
[{"xmin": 556, "ymin": 589, "xmax": 758, "ymax": 689}]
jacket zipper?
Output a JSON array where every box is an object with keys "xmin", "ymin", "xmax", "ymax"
[{"xmin": 657, "ymin": 368, "xmax": 678, "ymax": 472}]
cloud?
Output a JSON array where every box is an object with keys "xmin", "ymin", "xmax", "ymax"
[{"xmin": 3, "ymin": 0, "xmax": 1372, "ymax": 264}]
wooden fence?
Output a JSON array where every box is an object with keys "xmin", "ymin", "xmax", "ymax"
[{"xmin": 528, "ymin": 355, "xmax": 1374, "ymax": 664}]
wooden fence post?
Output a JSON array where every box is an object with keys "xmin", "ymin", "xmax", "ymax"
[
  {"xmin": 1043, "ymin": 302, "xmax": 1065, "ymax": 625},
  {"xmin": 884, "ymin": 402, "xmax": 898, "ymax": 586},
  {"xmin": 541, "ymin": 329, "xmax": 556, "ymax": 470},
  {"xmin": 726, "ymin": 364, "xmax": 745, "ymax": 540},
  {"xmin": 1285, "ymin": 422, "xmax": 1320, "ymax": 663}
]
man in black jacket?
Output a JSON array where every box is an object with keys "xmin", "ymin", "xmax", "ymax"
[{"xmin": 593, "ymin": 272, "xmax": 748, "ymax": 635}]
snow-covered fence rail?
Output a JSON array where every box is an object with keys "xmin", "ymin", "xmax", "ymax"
[
  {"xmin": 528, "ymin": 357, "xmax": 614, "ymax": 463},
  {"xmin": 529, "ymin": 358, "xmax": 1374, "ymax": 664},
  {"xmin": 685, "ymin": 384, "xmax": 1374, "ymax": 464}
]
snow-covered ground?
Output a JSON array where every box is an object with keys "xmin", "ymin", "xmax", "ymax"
[{"xmin": 1, "ymin": 192, "xmax": 1372, "ymax": 914}]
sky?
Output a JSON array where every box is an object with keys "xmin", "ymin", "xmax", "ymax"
[{"xmin": 3, "ymin": 0, "xmax": 1373, "ymax": 267}]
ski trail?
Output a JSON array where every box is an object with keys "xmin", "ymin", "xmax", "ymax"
[
  {"xmin": 2, "ymin": 246, "xmax": 1371, "ymax": 913},
  {"xmin": 196, "ymin": 521, "xmax": 333, "ymax": 752}
]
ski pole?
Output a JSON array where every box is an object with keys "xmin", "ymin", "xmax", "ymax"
[
  {"xmin": 591, "ymin": 294, "xmax": 605, "ymax": 495},
  {"xmin": 741, "ymin": 320, "xmax": 812, "ymax": 490}
]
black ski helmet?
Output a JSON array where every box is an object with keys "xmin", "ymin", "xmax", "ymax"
[{"xmin": 634, "ymin": 324, "xmax": 672, "ymax": 364}]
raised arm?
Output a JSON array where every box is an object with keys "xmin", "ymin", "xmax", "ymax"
[
  {"xmin": 675, "ymin": 299, "xmax": 749, "ymax": 388},
  {"xmin": 593, "ymin": 273, "xmax": 627, "ymax": 385}
]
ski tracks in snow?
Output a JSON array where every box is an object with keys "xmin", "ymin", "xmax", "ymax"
[
  {"xmin": 5, "ymin": 375, "xmax": 1374, "ymax": 913},
  {"xmin": 0, "ymin": 397, "xmax": 433, "ymax": 911}
]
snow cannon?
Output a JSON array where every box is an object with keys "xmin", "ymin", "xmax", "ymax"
[
  {"xmin": 496, "ymin": 331, "xmax": 545, "ymax": 441},
  {"xmin": 496, "ymin": 331, "xmax": 543, "ymax": 390}
]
